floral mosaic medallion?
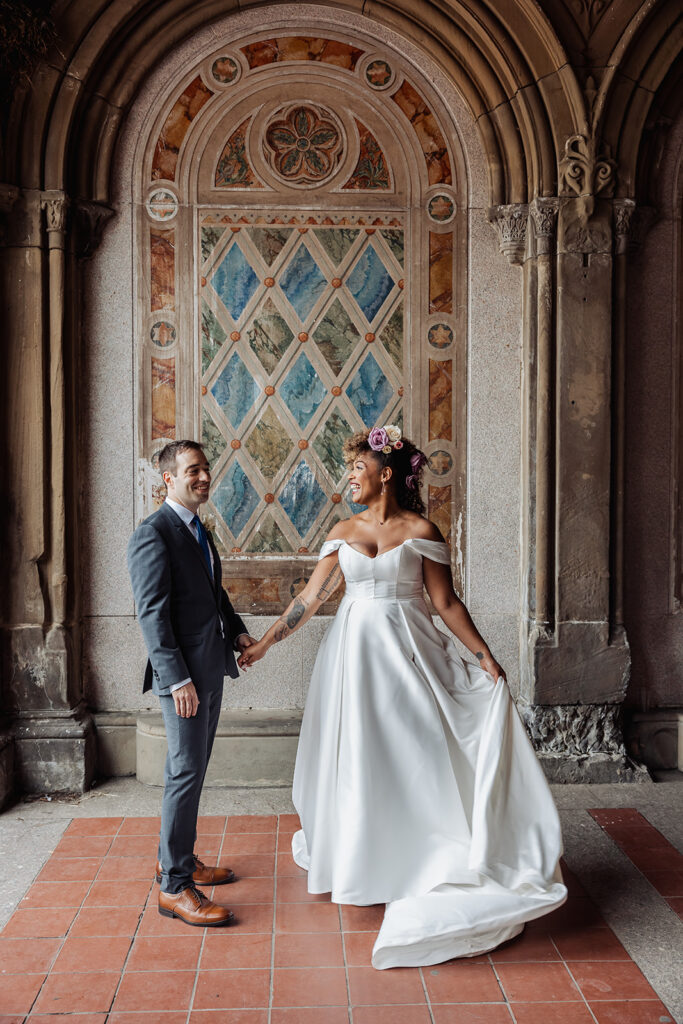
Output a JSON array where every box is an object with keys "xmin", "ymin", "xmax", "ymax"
[
  {"xmin": 211, "ymin": 55, "xmax": 240, "ymax": 84},
  {"xmin": 146, "ymin": 189, "xmax": 178, "ymax": 221},
  {"xmin": 263, "ymin": 103, "xmax": 344, "ymax": 185},
  {"xmin": 365, "ymin": 58, "xmax": 394, "ymax": 89},
  {"xmin": 428, "ymin": 323, "xmax": 453, "ymax": 348},
  {"xmin": 428, "ymin": 449, "xmax": 453, "ymax": 475},
  {"xmin": 428, "ymin": 194, "xmax": 456, "ymax": 223},
  {"xmin": 150, "ymin": 321, "xmax": 176, "ymax": 347}
]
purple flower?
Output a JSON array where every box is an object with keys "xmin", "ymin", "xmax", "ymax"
[
  {"xmin": 368, "ymin": 427, "xmax": 389, "ymax": 451},
  {"xmin": 405, "ymin": 474, "xmax": 417, "ymax": 490},
  {"xmin": 410, "ymin": 452, "xmax": 427, "ymax": 471}
]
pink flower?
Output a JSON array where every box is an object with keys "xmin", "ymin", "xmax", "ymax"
[
  {"xmin": 394, "ymin": 440, "xmax": 404, "ymax": 449},
  {"xmin": 405, "ymin": 474, "xmax": 417, "ymax": 490},
  {"xmin": 410, "ymin": 452, "xmax": 427, "ymax": 471},
  {"xmin": 368, "ymin": 427, "xmax": 389, "ymax": 451}
]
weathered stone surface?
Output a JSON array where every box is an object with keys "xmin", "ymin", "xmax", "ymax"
[
  {"xmin": 0, "ymin": 732, "xmax": 15, "ymax": 810},
  {"xmin": 12, "ymin": 710, "xmax": 96, "ymax": 794},
  {"xmin": 527, "ymin": 623, "xmax": 630, "ymax": 705}
]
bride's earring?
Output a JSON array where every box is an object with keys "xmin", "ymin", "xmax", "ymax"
[{"xmin": 381, "ymin": 480, "xmax": 386, "ymax": 495}]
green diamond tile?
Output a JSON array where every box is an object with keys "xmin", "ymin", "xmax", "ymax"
[
  {"xmin": 202, "ymin": 406, "xmax": 228, "ymax": 468},
  {"xmin": 246, "ymin": 406, "xmax": 294, "ymax": 479},
  {"xmin": 201, "ymin": 225, "xmax": 226, "ymax": 264},
  {"xmin": 312, "ymin": 298, "xmax": 361, "ymax": 376},
  {"xmin": 248, "ymin": 227, "xmax": 291, "ymax": 266},
  {"xmin": 382, "ymin": 229, "xmax": 404, "ymax": 267},
  {"xmin": 313, "ymin": 410, "xmax": 354, "ymax": 482},
  {"xmin": 314, "ymin": 228, "xmax": 359, "ymax": 266},
  {"xmin": 379, "ymin": 303, "xmax": 403, "ymax": 371},
  {"xmin": 201, "ymin": 300, "xmax": 228, "ymax": 374},
  {"xmin": 246, "ymin": 513, "xmax": 293, "ymax": 553},
  {"xmin": 247, "ymin": 298, "xmax": 294, "ymax": 374}
]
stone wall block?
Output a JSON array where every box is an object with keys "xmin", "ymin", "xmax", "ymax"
[
  {"xmin": 0, "ymin": 732, "xmax": 15, "ymax": 810},
  {"xmin": 12, "ymin": 709, "xmax": 96, "ymax": 794},
  {"xmin": 530, "ymin": 622, "xmax": 630, "ymax": 705}
]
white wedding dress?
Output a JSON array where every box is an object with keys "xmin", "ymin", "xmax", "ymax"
[{"xmin": 291, "ymin": 538, "xmax": 567, "ymax": 969}]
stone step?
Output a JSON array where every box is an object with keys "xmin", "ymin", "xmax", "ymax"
[{"xmin": 135, "ymin": 710, "xmax": 302, "ymax": 787}]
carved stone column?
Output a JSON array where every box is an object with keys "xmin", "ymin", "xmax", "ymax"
[
  {"xmin": 514, "ymin": 135, "xmax": 643, "ymax": 781},
  {"xmin": 487, "ymin": 204, "xmax": 528, "ymax": 266}
]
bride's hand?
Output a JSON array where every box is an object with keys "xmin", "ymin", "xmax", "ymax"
[
  {"xmin": 238, "ymin": 639, "xmax": 269, "ymax": 668},
  {"xmin": 480, "ymin": 653, "xmax": 506, "ymax": 684}
]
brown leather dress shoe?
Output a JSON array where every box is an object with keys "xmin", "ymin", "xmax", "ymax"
[
  {"xmin": 158, "ymin": 885, "xmax": 235, "ymax": 927},
  {"xmin": 155, "ymin": 854, "xmax": 236, "ymax": 886}
]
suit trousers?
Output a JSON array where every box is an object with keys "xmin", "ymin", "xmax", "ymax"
[{"xmin": 157, "ymin": 681, "xmax": 223, "ymax": 893}]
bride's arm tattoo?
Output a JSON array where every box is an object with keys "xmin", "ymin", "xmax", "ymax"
[
  {"xmin": 273, "ymin": 597, "xmax": 307, "ymax": 643},
  {"xmin": 316, "ymin": 563, "xmax": 343, "ymax": 601}
]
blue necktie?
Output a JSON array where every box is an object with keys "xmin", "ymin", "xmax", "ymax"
[{"xmin": 191, "ymin": 515, "xmax": 212, "ymax": 577}]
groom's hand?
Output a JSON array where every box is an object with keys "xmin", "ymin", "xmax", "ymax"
[
  {"xmin": 235, "ymin": 634, "xmax": 256, "ymax": 653},
  {"xmin": 172, "ymin": 681, "xmax": 200, "ymax": 718}
]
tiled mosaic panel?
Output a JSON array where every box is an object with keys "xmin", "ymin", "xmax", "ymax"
[{"xmin": 199, "ymin": 217, "xmax": 405, "ymax": 552}]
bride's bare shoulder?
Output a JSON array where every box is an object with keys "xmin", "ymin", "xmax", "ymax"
[
  {"xmin": 407, "ymin": 515, "xmax": 445, "ymax": 543},
  {"xmin": 326, "ymin": 519, "xmax": 351, "ymax": 541}
]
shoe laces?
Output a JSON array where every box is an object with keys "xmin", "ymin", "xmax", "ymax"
[{"xmin": 187, "ymin": 886, "xmax": 207, "ymax": 907}]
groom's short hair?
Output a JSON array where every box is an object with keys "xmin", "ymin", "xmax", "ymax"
[{"xmin": 158, "ymin": 440, "xmax": 205, "ymax": 477}]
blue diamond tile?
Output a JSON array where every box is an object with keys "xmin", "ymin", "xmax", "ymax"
[
  {"xmin": 279, "ymin": 461, "xmax": 327, "ymax": 535},
  {"xmin": 346, "ymin": 244, "xmax": 394, "ymax": 322},
  {"xmin": 280, "ymin": 352, "xmax": 326, "ymax": 429},
  {"xmin": 212, "ymin": 460, "xmax": 259, "ymax": 537},
  {"xmin": 346, "ymin": 352, "xmax": 393, "ymax": 427},
  {"xmin": 279, "ymin": 243, "xmax": 327, "ymax": 322},
  {"xmin": 211, "ymin": 352, "xmax": 260, "ymax": 428},
  {"xmin": 211, "ymin": 243, "xmax": 260, "ymax": 321}
]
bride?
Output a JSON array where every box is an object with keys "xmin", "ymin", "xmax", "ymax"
[{"xmin": 238, "ymin": 425, "xmax": 566, "ymax": 969}]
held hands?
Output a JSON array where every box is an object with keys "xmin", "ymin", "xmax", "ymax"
[
  {"xmin": 238, "ymin": 638, "xmax": 269, "ymax": 669},
  {"xmin": 172, "ymin": 681, "xmax": 200, "ymax": 718}
]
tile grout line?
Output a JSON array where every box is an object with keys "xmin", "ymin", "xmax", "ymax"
[
  {"xmin": 268, "ymin": 815, "xmax": 280, "ymax": 1024},
  {"xmin": 547, "ymin": 930, "xmax": 600, "ymax": 1024},
  {"xmin": 487, "ymin": 955, "xmax": 515, "ymax": 1023},
  {"xmin": 184, "ymin": 815, "xmax": 228, "ymax": 1024},
  {"xmin": 338, "ymin": 900, "xmax": 353, "ymax": 1024},
  {"xmin": 418, "ymin": 964, "xmax": 436, "ymax": 1023}
]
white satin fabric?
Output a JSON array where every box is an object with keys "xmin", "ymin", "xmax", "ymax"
[{"xmin": 292, "ymin": 538, "xmax": 566, "ymax": 969}]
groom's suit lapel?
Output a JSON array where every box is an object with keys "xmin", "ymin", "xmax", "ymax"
[{"xmin": 161, "ymin": 503, "xmax": 215, "ymax": 593}]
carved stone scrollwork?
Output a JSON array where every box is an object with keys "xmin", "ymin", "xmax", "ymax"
[
  {"xmin": 73, "ymin": 200, "xmax": 115, "ymax": 259},
  {"xmin": 487, "ymin": 204, "xmax": 528, "ymax": 266},
  {"xmin": 559, "ymin": 133, "xmax": 616, "ymax": 207}
]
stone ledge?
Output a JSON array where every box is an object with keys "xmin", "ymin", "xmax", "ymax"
[
  {"xmin": 136, "ymin": 710, "xmax": 303, "ymax": 788},
  {"xmin": 625, "ymin": 709, "xmax": 683, "ymax": 772}
]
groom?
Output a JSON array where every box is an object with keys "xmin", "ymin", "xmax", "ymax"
[{"xmin": 127, "ymin": 439, "xmax": 254, "ymax": 926}]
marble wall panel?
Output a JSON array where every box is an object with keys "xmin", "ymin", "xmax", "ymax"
[
  {"xmin": 241, "ymin": 36, "xmax": 364, "ymax": 70},
  {"xmin": 151, "ymin": 356, "xmax": 175, "ymax": 440},
  {"xmin": 342, "ymin": 120, "xmax": 391, "ymax": 190},
  {"xmin": 215, "ymin": 117, "xmax": 264, "ymax": 188},
  {"xmin": 392, "ymin": 80, "xmax": 452, "ymax": 185},
  {"xmin": 428, "ymin": 358, "xmax": 452, "ymax": 441},
  {"xmin": 152, "ymin": 76, "xmax": 213, "ymax": 181},
  {"xmin": 150, "ymin": 229, "xmax": 175, "ymax": 312},
  {"xmin": 429, "ymin": 232, "xmax": 453, "ymax": 313},
  {"xmin": 429, "ymin": 484, "xmax": 452, "ymax": 544}
]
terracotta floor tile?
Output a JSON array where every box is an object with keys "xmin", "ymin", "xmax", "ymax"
[
  {"xmin": 588, "ymin": 809, "xmax": 647, "ymax": 827},
  {"xmin": 53, "ymin": 836, "xmax": 114, "ymax": 858},
  {"xmin": 126, "ymin": 933, "xmax": 202, "ymax": 971},
  {"xmin": 33, "ymin": 970, "xmax": 119, "ymax": 1013},
  {"xmin": 135, "ymin": 904, "xmax": 195, "ymax": 937},
  {"xmin": 211, "ymin": 876, "xmax": 274, "ymax": 904},
  {"xmin": 342, "ymin": 929, "xmax": 376, "ymax": 966},
  {"xmin": 423, "ymin": 962, "xmax": 504, "ymax": 1003},
  {"xmin": 509, "ymin": 1004, "xmax": 596, "ymax": 1023},
  {"xmin": 545, "ymin": 898, "xmax": 604, "ymax": 932},
  {"xmin": 642, "ymin": 869, "xmax": 683, "ymax": 897},
  {"xmin": 69, "ymin": 906, "xmax": 143, "ymax": 937},
  {"xmin": 340, "ymin": 904, "xmax": 385, "ymax": 931},
  {"xmin": 354, "ymin": 1007, "xmax": 433, "ymax": 1024},
  {"xmin": 554, "ymin": 925, "xmax": 629, "ymax": 961},
  {"xmin": 0, "ymin": 1014, "xmax": 25, "ymax": 1024},
  {"xmin": 64, "ymin": 817, "xmax": 123, "ymax": 837},
  {"xmin": 569, "ymin": 961, "xmax": 657, "ymax": 1000},
  {"xmin": 272, "ymin": 966, "xmax": 348, "ymax": 1006},
  {"xmin": 348, "ymin": 965, "xmax": 426, "ymax": 1005},
  {"xmin": 278, "ymin": 814, "xmax": 302, "ymax": 831},
  {"xmin": 83, "ymin": 879, "xmax": 153, "ymax": 908},
  {"xmin": 118, "ymin": 816, "xmax": 161, "ymax": 835},
  {"xmin": 108, "ymin": 836, "xmax": 159, "ymax": 858},
  {"xmin": 223, "ymin": 833, "xmax": 278, "ymax": 854},
  {"xmin": 0, "ymin": 972, "xmax": 46, "ymax": 1014},
  {"xmin": 226, "ymin": 815, "xmax": 278, "ymax": 833},
  {"xmin": 196, "ymin": 814, "xmax": 228, "ymax": 834},
  {"xmin": 626, "ymin": 848, "xmax": 683, "ymax": 873},
  {"xmin": 0, "ymin": 936, "xmax": 61, "ymax": 973},
  {"xmin": 276, "ymin": 902, "xmax": 340, "ymax": 933},
  {"xmin": 112, "ymin": 969, "xmax": 196, "ymax": 1011},
  {"xmin": 605, "ymin": 825, "xmax": 672, "ymax": 849},
  {"xmin": 190, "ymin": 1012, "xmax": 269, "ymax": 1024},
  {"xmin": 274, "ymin": 931, "xmax": 344, "ymax": 968},
  {"xmin": 29, "ymin": 1015, "xmax": 108, "ymax": 1024},
  {"xmin": 0, "ymin": 907, "xmax": 76, "ymax": 938},
  {"xmin": 192, "ymin": 968, "xmax": 270, "ymax": 1009},
  {"xmin": 221, "ymin": 854, "xmax": 275, "ymax": 878},
  {"xmin": 194, "ymin": 838, "xmax": 222, "ymax": 859},
  {"xmin": 431, "ymin": 1006, "xmax": 514, "ymax": 1024},
  {"xmin": 270, "ymin": 1010, "xmax": 348, "ymax": 1024},
  {"xmin": 98, "ymin": 855, "xmax": 155, "ymax": 881},
  {"xmin": 667, "ymin": 896, "xmax": 683, "ymax": 917},
  {"xmin": 37, "ymin": 856, "xmax": 102, "ymax": 882},
  {"xmin": 109, "ymin": 1014, "xmax": 188, "ymax": 1024},
  {"xmin": 201, "ymin": 931, "xmax": 273, "ymax": 969},
  {"xmin": 277, "ymin": 852, "xmax": 307, "ymax": 876},
  {"xmin": 227, "ymin": 903, "xmax": 275, "ymax": 933},
  {"xmin": 490, "ymin": 927, "xmax": 559, "ymax": 962},
  {"xmin": 52, "ymin": 935, "xmax": 132, "ymax": 972},
  {"xmin": 21, "ymin": 881, "xmax": 91, "ymax": 909},
  {"xmin": 277, "ymin": 876, "xmax": 332, "ymax": 902},
  {"xmin": 588, "ymin": 1000, "xmax": 677, "ymax": 1023},
  {"xmin": 495, "ymin": 962, "xmax": 580, "ymax": 1002}
]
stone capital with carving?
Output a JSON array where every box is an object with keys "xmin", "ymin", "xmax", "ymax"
[
  {"xmin": 42, "ymin": 191, "xmax": 69, "ymax": 234},
  {"xmin": 487, "ymin": 204, "xmax": 528, "ymax": 266},
  {"xmin": 530, "ymin": 198, "xmax": 559, "ymax": 256},
  {"xmin": 73, "ymin": 200, "xmax": 115, "ymax": 259},
  {"xmin": 612, "ymin": 198, "xmax": 636, "ymax": 254}
]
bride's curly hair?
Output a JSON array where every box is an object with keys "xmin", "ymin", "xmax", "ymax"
[{"xmin": 343, "ymin": 429, "xmax": 427, "ymax": 516}]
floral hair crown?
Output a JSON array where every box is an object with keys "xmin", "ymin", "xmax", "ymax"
[{"xmin": 368, "ymin": 424, "xmax": 403, "ymax": 454}]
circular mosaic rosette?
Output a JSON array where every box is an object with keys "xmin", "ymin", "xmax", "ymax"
[
  {"xmin": 263, "ymin": 104, "xmax": 345, "ymax": 185},
  {"xmin": 364, "ymin": 58, "xmax": 395, "ymax": 90},
  {"xmin": 146, "ymin": 189, "xmax": 178, "ymax": 221},
  {"xmin": 211, "ymin": 55, "xmax": 240, "ymax": 85},
  {"xmin": 427, "ymin": 194, "xmax": 456, "ymax": 223}
]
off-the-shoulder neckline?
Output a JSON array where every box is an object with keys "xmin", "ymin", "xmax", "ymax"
[{"xmin": 322, "ymin": 538, "xmax": 448, "ymax": 561}]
